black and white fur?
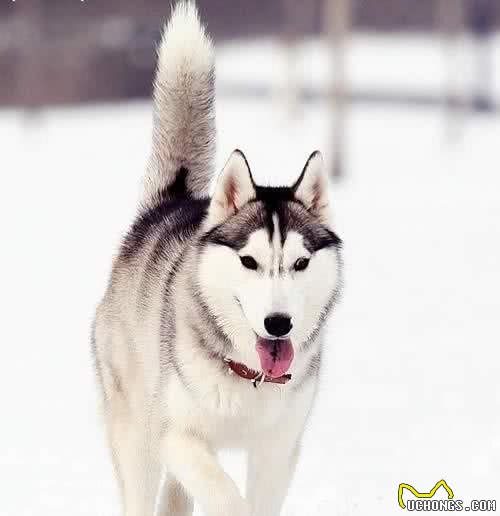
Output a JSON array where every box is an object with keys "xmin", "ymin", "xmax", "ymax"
[{"xmin": 93, "ymin": 3, "xmax": 343, "ymax": 516}]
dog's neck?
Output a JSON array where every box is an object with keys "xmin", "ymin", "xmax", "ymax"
[{"xmin": 223, "ymin": 358, "xmax": 292, "ymax": 388}]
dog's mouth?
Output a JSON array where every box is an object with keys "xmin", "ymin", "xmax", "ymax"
[{"xmin": 256, "ymin": 338, "xmax": 294, "ymax": 379}]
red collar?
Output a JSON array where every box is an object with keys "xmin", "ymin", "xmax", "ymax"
[{"xmin": 224, "ymin": 358, "xmax": 292, "ymax": 387}]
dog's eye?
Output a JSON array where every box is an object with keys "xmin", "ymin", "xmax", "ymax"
[
  {"xmin": 240, "ymin": 255, "xmax": 258, "ymax": 270},
  {"xmin": 294, "ymin": 257, "xmax": 310, "ymax": 272}
]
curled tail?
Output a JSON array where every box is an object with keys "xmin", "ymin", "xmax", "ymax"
[{"xmin": 142, "ymin": 1, "xmax": 215, "ymax": 210}]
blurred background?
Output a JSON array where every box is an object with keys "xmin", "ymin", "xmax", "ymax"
[
  {"xmin": 3, "ymin": 0, "xmax": 500, "ymax": 175},
  {"xmin": 2, "ymin": 0, "xmax": 500, "ymax": 109},
  {"xmin": 1, "ymin": 1, "xmax": 499, "ymax": 515}
]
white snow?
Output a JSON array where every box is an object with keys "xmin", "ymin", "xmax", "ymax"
[{"xmin": 0, "ymin": 35, "xmax": 499, "ymax": 515}]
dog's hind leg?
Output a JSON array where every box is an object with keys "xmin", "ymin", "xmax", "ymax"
[
  {"xmin": 104, "ymin": 392, "xmax": 162, "ymax": 516},
  {"xmin": 157, "ymin": 473, "xmax": 194, "ymax": 516},
  {"xmin": 94, "ymin": 314, "xmax": 163, "ymax": 516}
]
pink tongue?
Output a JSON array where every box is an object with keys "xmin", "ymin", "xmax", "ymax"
[{"xmin": 256, "ymin": 338, "xmax": 294, "ymax": 378}]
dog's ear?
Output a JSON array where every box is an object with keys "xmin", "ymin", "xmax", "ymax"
[
  {"xmin": 292, "ymin": 151, "xmax": 330, "ymax": 223},
  {"xmin": 206, "ymin": 149, "xmax": 256, "ymax": 227}
]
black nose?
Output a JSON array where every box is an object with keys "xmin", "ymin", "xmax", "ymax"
[{"xmin": 264, "ymin": 314, "xmax": 293, "ymax": 337}]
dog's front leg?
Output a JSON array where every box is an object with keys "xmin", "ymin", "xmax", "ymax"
[
  {"xmin": 162, "ymin": 431, "xmax": 249, "ymax": 516},
  {"xmin": 246, "ymin": 433, "xmax": 301, "ymax": 516}
]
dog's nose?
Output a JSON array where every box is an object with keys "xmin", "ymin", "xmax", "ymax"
[{"xmin": 264, "ymin": 314, "xmax": 293, "ymax": 337}]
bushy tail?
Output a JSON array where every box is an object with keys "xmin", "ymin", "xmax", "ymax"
[{"xmin": 142, "ymin": 1, "xmax": 215, "ymax": 210}]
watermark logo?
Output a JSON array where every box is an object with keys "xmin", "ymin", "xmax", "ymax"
[
  {"xmin": 399, "ymin": 480, "xmax": 454, "ymax": 509},
  {"xmin": 398, "ymin": 479, "xmax": 496, "ymax": 512}
]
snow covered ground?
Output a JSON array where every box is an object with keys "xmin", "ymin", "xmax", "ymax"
[{"xmin": 1, "ymin": 35, "xmax": 499, "ymax": 515}]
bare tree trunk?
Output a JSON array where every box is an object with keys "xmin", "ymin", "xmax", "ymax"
[
  {"xmin": 280, "ymin": 0, "xmax": 313, "ymax": 118},
  {"xmin": 436, "ymin": 0, "xmax": 467, "ymax": 141},
  {"xmin": 323, "ymin": 0, "xmax": 351, "ymax": 180},
  {"xmin": 470, "ymin": 0, "xmax": 494, "ymax": 112},
  {"xmin": 16, "ymin": 1, "xmax": 45, "ymax": 109}
]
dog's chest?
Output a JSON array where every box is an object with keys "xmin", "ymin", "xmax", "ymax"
[{"xmin": 165, "ymin": 374, "xmax": 310, "ymax": 447}]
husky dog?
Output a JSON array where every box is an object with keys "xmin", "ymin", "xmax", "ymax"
[{"xmin": 93, "ymin": 2, "xmax": 342, "ymax": 516}]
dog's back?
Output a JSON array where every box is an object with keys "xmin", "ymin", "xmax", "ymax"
[{"xmin": 93, "ymin": 1, "xmax": 215, "ymax": 409}]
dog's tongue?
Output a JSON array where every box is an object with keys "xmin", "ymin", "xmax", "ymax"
[{"xmin": 256, "ymin": 338, "xmax": 294, "ymax": 378}]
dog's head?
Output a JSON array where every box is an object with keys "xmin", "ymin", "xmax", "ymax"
[{"xmin": 197, "ymin": 150, "xmax": 342, "ymax": 377}]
